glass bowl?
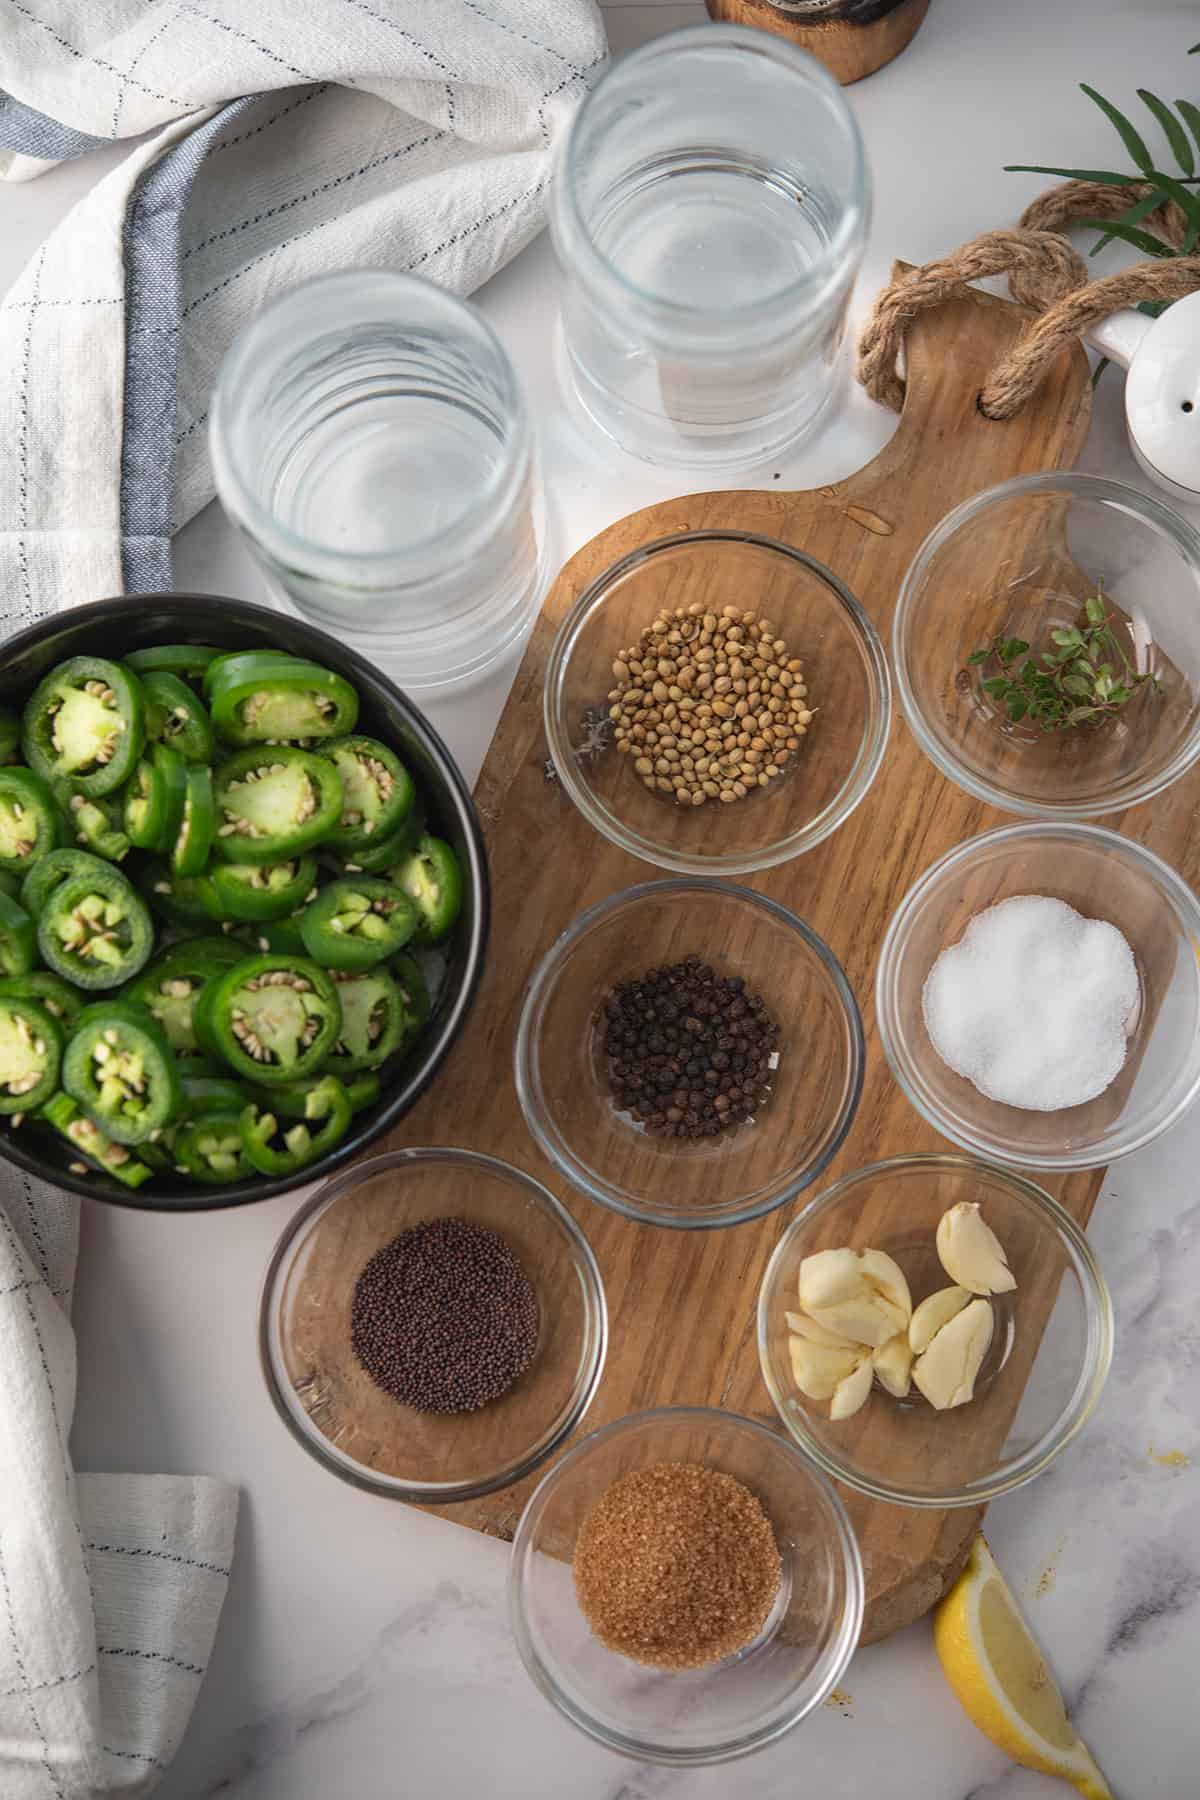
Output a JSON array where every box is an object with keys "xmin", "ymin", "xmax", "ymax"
[
  {"xmin": 515, "ymin": 879, "xmax": 864, "ymax": 1229},
  {"xmin": 508, "ymin": 1406, "xmax": 863, "ymax": 1765},
  {"xmin": 876, "ymin": 822, "xmax": 1200, "ymax": 1170},
  {"xmin": 757, "ymin": 1156, "xmax": 1113, "ymax": 1508},
  {"xmin": 544, "ymin": 530, "xmax": 890, "ymax": 874},
  {"xmin": 894, "ymin": 472, "xmax": 1200, "ymax": 818},
  {"xmin": 258, "ymin": 1149, "xmax": 607, "ymax": 1501}
]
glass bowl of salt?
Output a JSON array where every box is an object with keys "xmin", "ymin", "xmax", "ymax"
[{"xmin": 876, "ymin": 821, "xmax": 1200, "ymax": 1170}]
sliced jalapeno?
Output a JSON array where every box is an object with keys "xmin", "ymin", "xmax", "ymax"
[
  {"xmin": 173, "ymin": 1109, "xmax": 250, "ymax": 1185},
  {"xmin": 239, "ymin": 1074, "xmax": 351, "ymax": 1175},
  {"xmin": 0, "ymin": 892, "xmax": 36, "ymax": 977},
  {"xmin": 392, "ymin": 947, "xmax": 432, "ymax": 1029},
  {"xmin": 21, "ymin": 848, "xmax": 110, "ymax": 918},
  {"xmin": 139, "ymin": 857, "xmax": 221, "ymax": 929},
  {"xmin": 299, "ymin": 877, "xmax": 417, "ymax": 972},
  {"xmin": 0, "ymin": 997, "xmax": 62, "ymax": 1113},
  {"xmin": 193, "ymin": 953, "xmax": 341, "ymax": 1086},
  {"xmin": 214, "ymin": 746, "xmax": 342, "ymax": 863},
  {"xmin": 171, "ymin": 765, "xmax": 214, "ymax": 876},
  {"xmin": 180, "ymin": 1072, "xmax": 253, "ymax": 1116},
  {"xmin": 126, "ymin": 645, "xmax": 220, "ymax": 685},
  {"xmin": 122, "ymin": 937, "xmax": 246, "ymax": 1052},
  {"xmin": 63, "ymin": 1000, "xmax": 181, "ymax": 1145},
  {"xmin": 123, "ymin": 758, "xmax": 170, "ymax": 850},
  {"xmin": 58, "ymin": 785, "xmax": 131, "ymax": 863},
  {"xmin": 391, "ymin": 836, "xmax": 463, "ymax": 946},
  {"xmin": 0, "ymin": 768, "xmax": 59, "ymax": 874},
  {"xmin": 0, "ymin": 706, "xmax": 20, "ymax": 764},
  {"xmin": 142, "ymin": 671, "xmax": 215, "ymax": 765},
  {"xmin": 22, "ymin": 656, "xmax": 144, "ymax": 797},
  {"xmin": 40, "ymin": 866, "xmax": 153, "ymax": 989},
  {"xmin": 328, "ymin": 969, "xmax": 408, "ymax": 1072},
  {"xmin": 233, "ymin": 914, "xmax": 307, "ymax": 957},
  {"xmin": 343, "ymin": 1070, "xmax": 381, "ymax": 1113},
  {"xmin": 39, "ymin": 1092, "xmax": 153, "ymax": 1188},
  {"xmin": 208, "ymin": 855, "xmax": 317, "ymax": 923},
  {"xmin": 0, "ymin": 971, "xmax": 85, "ymax": 1030},
  {"xmin": 206, "ymin": 654, "xmax": 359, "ymax": 746},
  {"xmin": 348, "ymin": 806, "xmax": 425, "ymax": 875},
  {"xmin": 318, "ymin": 736, "xmax": 414, "ymax": 853}
]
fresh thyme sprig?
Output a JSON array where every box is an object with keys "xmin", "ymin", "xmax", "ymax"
[{"xmin": 967, "ymin": 595, "xmax": 1162, "ymax": 732}]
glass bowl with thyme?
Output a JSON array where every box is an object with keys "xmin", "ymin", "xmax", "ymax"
[{"xmin": 893, "ymin": 473, "xmax": 1200, "ymax": 818}]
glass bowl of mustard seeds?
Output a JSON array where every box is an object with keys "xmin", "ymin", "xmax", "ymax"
[
  {"xmin": 543, "ymin": 530, "xmax": 891, "ymax": 875},
  {"xmin": 258, "ymin": 1148, "xmax": 608, "ymax": 1501},
  {"xmin": 514, "ymin": 879, "xmax": 864, "ymax": 1230},
  {"xmin": 508, "ymin": 1406, "xmax": 863, "ymax": 1765}
]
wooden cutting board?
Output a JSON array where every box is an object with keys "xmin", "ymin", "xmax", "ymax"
[{"xmin": 382, "ymin": 274, "xmax": 1119, "ymax": 1641}]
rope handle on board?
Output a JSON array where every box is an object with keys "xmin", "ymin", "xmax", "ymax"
[{"xmin": 857, "ymin": 180, "xmax": 1200, "ymax": 419}]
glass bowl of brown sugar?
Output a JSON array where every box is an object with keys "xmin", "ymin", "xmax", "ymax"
[
  {"xmin": 514, "ymin": 879, "xmax": 864, "ymax": 1230},
  {"xmin": 258, "ymin": 1148, "xmax": 608, "ymax": 1501},
  {"xmin": 508, "ymin": 1406, "xmax": 863, "ymax": 1765},
  {"xmin": 543, "ymin": 530, "xmax": 891, "ymax": 875}
]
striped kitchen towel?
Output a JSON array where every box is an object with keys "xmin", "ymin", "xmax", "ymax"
[{"xmin": 0, "ymin": 3, "xmax": 607, "ymax": 1794}]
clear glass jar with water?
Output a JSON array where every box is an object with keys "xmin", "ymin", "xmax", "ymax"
[
  {"xmin": 548, "ymin": 25, "xmax": 870, "ymax": 469},
  {"xmin": 210, "ymin": 271, "xmax": 547, "ymax": 695}
]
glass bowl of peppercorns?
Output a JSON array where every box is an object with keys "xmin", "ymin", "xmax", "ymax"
[
  {"xmin": 258, "ymin": 1148, "xmax": 608, "ymax": 1501},
  {"xmin": 508, "ymin": 1406, "xmax": 863, "ymax": 1765},
  {"xmin": 514, "ymin": 879, "xmax": 864, "ymax": 1229},
  {"xmin": 543, "ymin": 529, "xmax": 891, "ymax": 875}
]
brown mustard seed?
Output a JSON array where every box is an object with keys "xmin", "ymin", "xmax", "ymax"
[
  {"xmin": 573, "ymin": 1461, "xmax": 782, "ymax": 1670},
  {"xmin": 608, "ymin": 605, "xmax": 815, "ymax": 808}
]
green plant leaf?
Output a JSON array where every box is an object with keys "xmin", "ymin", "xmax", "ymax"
[
  {"xmin": 1138, "ymin": 89, "xmax": 1195, "ymax": 174},
  {"xmin": 1007, "ymin": 695, "xmax": 1029, "ymax": 723},
  {"xmin": 981, "ymin": 678, "xmax": 1010, "ymax": 698},
  {"xmin": 1063, "ymin": 674, "xmax": 1093, "ymax": 697},
  {"xmin": 1002, "ymin": 637, "xmax": 1030, "ymax": 660},
  {"xmin": 1085, "ymin": 595, "xmax": 1107, "ymax": 625},
  {"xmin": 967, "ymin": 649, "xmax": 990, "ymax": 665},
  {"xmin": 1177, "ymin": 99, "xmax": 1200, "ymax": 163},
  {"xmin": 1004, "ymin": 164, "xmax": 1143, "ymax": 185},
  {"xmin": 1074, "ymin": 216, "xmax": 1177, "ymax": 258},
  {"xmin": 1080, "ymin": 84, "xmax": 1154, "ymax": 172},
  {"xmin": 1086, "ymin": 185, "xmax": 1176, "ymax": 255}
]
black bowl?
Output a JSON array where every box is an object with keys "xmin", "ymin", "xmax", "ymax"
[{"xmin": 0, "ymin": 593, "xmax": 489, "ymax": 1210}]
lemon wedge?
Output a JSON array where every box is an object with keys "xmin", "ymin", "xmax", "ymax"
[{"xmin": 933, "ymin": 1536, "xmax": 1112, "ymax": 1800}]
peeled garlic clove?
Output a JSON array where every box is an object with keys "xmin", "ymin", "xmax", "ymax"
[
  {"xmin": 858, "ymin": 1248, "xmax": 913, "ymax": 1321},
  {"xmin": 912, "ymin": 1298, "xmax": 994, "ymax": 1410},
  {"xmin": 789, "ymin": 1335, "xmax": 862, "ymax": 1400},
  {"xmin": 936, "ymin": 1203, "xmax": 1017, "ymax": 1295},
  {"xmin": 798, "ymin": 1248, "xmax": 864, "ymax": 1312},
  {"xmin": 830, "ymin": 1355, "xmax": 874, "ymax": 1421},
  {"xmin": 909, "ymin": 1284, "xmax": 972, "ymax": 1354},
  {"xmin": 873, "ymin": 1331, "xmax": 914, "ymax": 1398},
  {"xmin": 785, "ymin": 1308, "xmax": 858, "ymax": 1349},
  {"xmin": 809, "ymin": 1294, "xmax": 908, "ymax": 1349}
]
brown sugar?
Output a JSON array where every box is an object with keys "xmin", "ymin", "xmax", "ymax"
[{"xmin": 572, "ymin": 1460, "xmax": 782, "ymax": 1670}]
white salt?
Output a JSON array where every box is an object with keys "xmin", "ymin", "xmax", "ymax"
[{"xmin": 921, "ymin": 894, "xmax": 1139, "ymax": 1112}]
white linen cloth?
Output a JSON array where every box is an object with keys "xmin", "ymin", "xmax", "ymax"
[{"xmin": 0, "ymin": 3, "xmax": 607, "ymax": 1793}]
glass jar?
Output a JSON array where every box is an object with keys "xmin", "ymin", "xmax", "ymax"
[
  {"xmin": 548, "ymin": 25, "xmax": 870, "ymax": 469},
  {"xmin": 210, "ymin": 270, "xmax": 548, "ymax": 695}
]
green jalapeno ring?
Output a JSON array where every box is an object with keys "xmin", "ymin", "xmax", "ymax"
[
  {"xmin": 63, "ymin": 1000, "xmax": 182, "ymax": 1146},
  {"xmin": 318, "ymin": 735, "xmax": 415, "ymax": 853},
  {"xmin": 207, "ymin": 654, "xmax": 359, "ymax": 746},
  {"xmin": 0, "ymin": 767, "xmax": 59, "ymax": 873},
  {"xmin": 392, "ymin": 835, "xmax": 463, "ymax": 946},
  {"xmin": 0, "ymin": 971, "xmax": 86, "ymax": 1030},
  {"xmin": 299, "ymin": 876, "xmax": 418, "ymax": 972},
  {"xmin": 180, "ymin": 1072, "xmax": 254, "ymax": 1117},
  {"xmin": 171, "ymin": 764, "xmax": 215, "ymax": 877},
  {"xmin": 21, "ymin": 848, "xmax": 111, "ymax": 918},
  {"xmin": 0, "ymin": 997, "xmax": 62, "ymax": 1115},
  {"xmin": 0, "ymin": 707, "xmax": 20, "ymax": 765},
  {"xmin": 327, "ymin": 968, "xmax": 408, "ymax": 1072},
  {"xmin": 193, "ymin": 953, "xmax": 342, "ymax": 1087},
  {"xmin": 39, "ymin": 867, "xmax": 154, "ymax": 990},
  {"xmin": 209, "ymin": 854, "xmax": 318, "ymax": 924},
  {"xmin": 337, "ymin": 807, "xmax": 425, "ymax": 875},
  {"xmin": 22, "ymin": 656, "xmax": 145, "ymax": 798},
  {"xmin": 39, "ymin": 1092, "xmax": 154, "ymax": 1189},
  {"xmin": 173, "ymin": 1109, "xmax": 250, "ymax": 1185},
  {"xmin": 0, "ymin": 891, "xmax": 37, "ymax": 978},
  {"xmin": 123, "ymin": 757, "xmax": 171, "ymax": 851},
  {"xmin": 390, "ymin": 949, "xmax": 432, "ymax": 1037},
  {"xmin": 141, "ymin": 671, "xmax": 215, "ymax": 765},
  {"xmin": 122, "ymin": 937, "xmax": 246, "ymax": 1052},
  {"xmin": 56, "ymin": 783, "xmax": 131, "ymax": 863},
  {"xmin": 239, "ymin": 1074, "xmax": 352, "ymax": 1175},
  {"xmin": 138, "ymin": 858, "xmax": 223, "ymax": 929},
  {"xmin": 213, "ymin": 746, "xmax": 343, "ymax": 865},
  {"xmin": 126, "ymin": 645, "xmax": 221, "ymax": 686},
  {"xmin": 343, "ymin": 1071, "xmax": 381, "ymax": 1113}
]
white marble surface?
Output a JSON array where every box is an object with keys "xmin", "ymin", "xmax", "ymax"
[{"xmin": 3, "ymin": 0, "xmax": 1198, "ymax": 1794}]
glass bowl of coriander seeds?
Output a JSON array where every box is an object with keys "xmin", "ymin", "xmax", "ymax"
[
  {"xmin": 508, "ymin": 1406, "xmax": 863, "ymax": 1765},
  {"xmin": 258, "ymin": 1148, "xmax": 608, "ymax": 1500},
  {"xmin": 514, "ymin": 879, "xmax": 864, "ymax": 1229},
  {"xmin": 543, "ymin": 530, "xmax": 891, "ymax": 874}
]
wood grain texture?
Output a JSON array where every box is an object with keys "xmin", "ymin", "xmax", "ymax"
[
  {"xmin": 377, "ymin": 277, "xmax": 1111, "ymax": 1638},
  {"xmin": 704, "ymin": 0, "xmax": 931, "ymax": 84}
]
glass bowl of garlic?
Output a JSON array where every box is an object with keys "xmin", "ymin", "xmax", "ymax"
[{"xmin": 757, "ymin": 1154, "xmax": 1113, "ymax": 1507}]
